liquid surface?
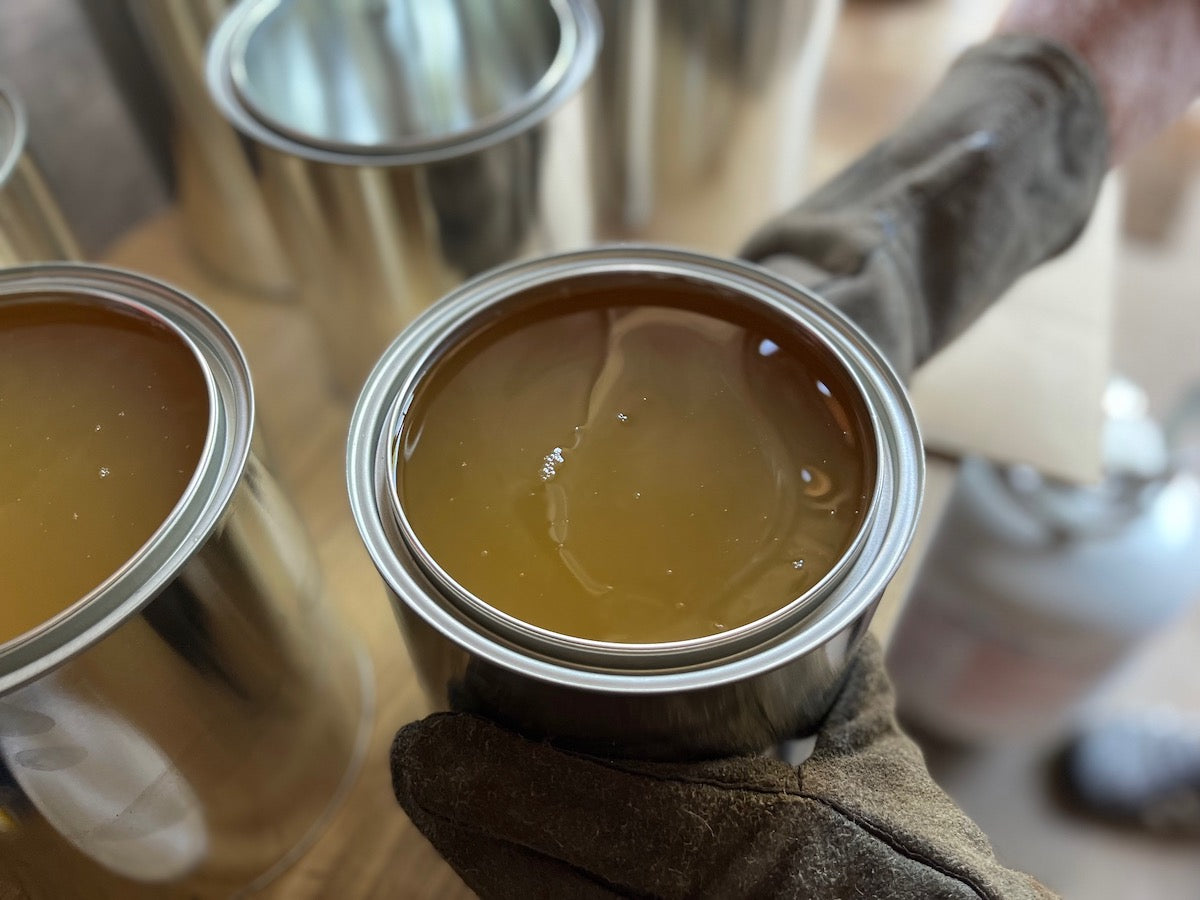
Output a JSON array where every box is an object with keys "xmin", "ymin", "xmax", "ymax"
[
  {"xmin": 0, "ymin": 297, "xmax": 209, "ymax": 644},
  {"xmin": 397, "ymin": 287, "xmax": 872, "ymax": 643}
]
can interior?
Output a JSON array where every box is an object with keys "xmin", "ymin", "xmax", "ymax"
[
  {"xmin": 233, "ymin": 0, "xmax": 570, "ymax": 153},
  {"xmin": 386, "ymin": 268, "xmax": 882, "ymax": 656},
  {"xmin": 0, "ymin": 290, "xmax": 215, "ymax": 652}
]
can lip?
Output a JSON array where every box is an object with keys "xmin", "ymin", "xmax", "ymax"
[
  {"xmin": 349, "ymin": 246, "xmax": 925, "ymax": 694},
  {"xmin": 379, "ymin": 264, "xmax": 883, "ymax": 666},
  {"xmin": 0, "ymin": 78, "xmax": 27, "ymax": 188},
  {"xmin": 207, "ymin": 0, "xmax": 601, "ymax": 166},
  {"xmin": 0, "ymin": 264, "xmax": 254, "ymax": 695}
]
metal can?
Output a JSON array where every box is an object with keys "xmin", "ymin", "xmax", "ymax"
[
  {"xmin": 0, "ymin": 265, "xmax": 372, "ymax": 898},
  {"xmin": 0, "ymin": 81, "xmax": 82, "ymax": 264},
  {"xmin": 348, "ymin": 246, "xmax": 921, "ymax": 759},
  {"xmin": 587, "ymin": 0, "xmax": 840, "ymax": 253},
  {"xmin": 205, "ymin": 0, "xmax": 601, "ymax": 395}
]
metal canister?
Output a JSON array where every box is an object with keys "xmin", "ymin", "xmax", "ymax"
[
  {"xmin": 0, "ymin": 265, "xmax": 372, "ymax": 898},
  {"xmin": 0, "ymin": 81, "xmax": 82, "ymax": 264},
  {"xmin": 206, "ymin": 0, "xmax": 600, "ymax": 396},
  {"xmin": 889, "ymin": 378, "xmax": 1200, "ymax": 743},
  {"xmin": 587, "ymin": 0, "xmax": 840, "ymax": 253},
  {"xmin": 348, "ymin": 246, "xmax": 922, "ymax": 759}
]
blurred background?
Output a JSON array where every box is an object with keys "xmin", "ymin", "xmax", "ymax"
[{"xmin": 2, "ymin": 0, "xmax": 1199, "ymax": 897}]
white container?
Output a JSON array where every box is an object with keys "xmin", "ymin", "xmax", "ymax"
[{"xmin": 889, "ymin": 378, "xmax": 1200, "ymax": 742}]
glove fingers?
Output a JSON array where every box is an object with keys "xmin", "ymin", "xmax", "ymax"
[
  {"xmin": 401, "ymin": 809, "xmax": 632, "ymax": 900},
  {"xmin": 807, "ymin": 637, "xmax": 1058, "ymax": 900},
  {"xmin": 393, "ymin": 712, "xmax": 801, "ymax": 897},
  {"xmin": 392, "ymin": 710, "xmax": 1009, "ymax": 900}
]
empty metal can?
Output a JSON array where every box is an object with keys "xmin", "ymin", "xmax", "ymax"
[
  {"xmin": 0, "ymin": 80, "xmax": 82, "ymax": 264},
  {"xmin": 587, "ymin": 0, "xmax": 840, "ymax": 253},
  {"xmin": 206, "ymin": 0, "xmax": 601, "ymax": 395},
  {"xmin": 348, "ymin": 246, "xmax": 922, "ymax": 759},
  {"xmin": 0, "ymin": 265, "xmax": 371, "ymax": 897}
]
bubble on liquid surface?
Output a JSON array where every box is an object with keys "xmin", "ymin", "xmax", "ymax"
[{"xmin": 540, "ymin": 447, "xmax": 565, "ymax": 481}]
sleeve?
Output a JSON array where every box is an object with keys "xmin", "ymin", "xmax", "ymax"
[{"xmin": 741, "ymin": 34, "xmax": 1110, "ymax": 379}]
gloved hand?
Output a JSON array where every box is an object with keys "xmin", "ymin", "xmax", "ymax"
[
  {"xmin": 390, "ymin": 33, "xmax": 1109, "ymax": 900},
  {"xmin": 392, "ymin": 636, "xmax": 1054, "ymax": 899}
]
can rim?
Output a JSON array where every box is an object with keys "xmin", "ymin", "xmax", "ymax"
[
  {"xmin": 207, "ymin": 0, "xmax": 601, "ymax": 166},
  {"xmin": 0, "ymin": 78, "xmax": 27, "ymax": 188},
  {"xmin": 380, "ymin": 265, "xmax": 882, "ymax": 665},
  {"xmin": 0, "ymin": 264, "xmax": 254, "ymax": 694},
  {"xmin": 348, "ymin": 247, "xmax": 925, "ymax": 694}
]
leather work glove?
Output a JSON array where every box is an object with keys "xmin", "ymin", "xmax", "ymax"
[
  {"xmin": 393, "ymin": 637, "xmax": 1054, "ymax": 899},
  {"xmin": 390, "ymin": 34, "xmax": 1108, "ymax": 900}
]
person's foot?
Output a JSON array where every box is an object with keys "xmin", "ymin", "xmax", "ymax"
[{"xmin": 1057, "ymin": 709, "xmax": 1200, "ymax": 833}]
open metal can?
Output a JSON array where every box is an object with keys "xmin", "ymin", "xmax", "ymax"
[
  {"xmin": 206, "ymin": 0, "xmax": 601, "ymax": 395},
  {"xmin": 0, "ymin": 265, "xmax": 371, "ymax": 897},
  {"xmin": 348, "ymin": 247, "xmax": 921, "ymax": 759}
]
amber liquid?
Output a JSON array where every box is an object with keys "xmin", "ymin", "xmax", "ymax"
[
  {"xmin": 397, "ymin": 281, "xmax": 873, "ymax": 643},
  {"xmin": 0, "ymin": 297, "xmax": 209, "ymax": 644}
]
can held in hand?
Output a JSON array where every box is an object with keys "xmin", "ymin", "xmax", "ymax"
[
  {"xmin": 348, "ymin": 247, "xmax": 921, "ymax": 759},
  {"xmin": 206, "ymin": 0, "xmax": 601, "ymax": 396},
  {"xmin": 0, "ymin": 80, "xmax": 82, "ymax": 264},
  {"xmin": 0, "ymin": 265, "xmax": 372, "ymax": 898}
]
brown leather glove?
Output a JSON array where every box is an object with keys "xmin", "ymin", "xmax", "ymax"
[
  {"xmin": 743, "ymin": 34, "xmax": 1107, "ymax": 378},
  {"xmin": 393, "ymin": 637, "xmax": 1054, "ymax": 899},
  {"xmin": 390, "ymin": 33, "xmax": 1109, "ymax": 900}
]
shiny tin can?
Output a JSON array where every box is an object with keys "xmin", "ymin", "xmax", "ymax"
[
  {"xmin": 206, "ymin": 0, "xmax": 601, "ymax": 395},
  {"xmin": 0, "ymin": 265, "xmax": 371, "ymax": 897},
  {"xmin": 348, "ymin": 247, "xmax": 921, "ymax": 759},
  {"xmin": 587, "ymin": 0, "xmax": 840, "ymax": 253},
  {"xmin": 0, "ymin": 81, "xmax": 82, "ymax": 264}
]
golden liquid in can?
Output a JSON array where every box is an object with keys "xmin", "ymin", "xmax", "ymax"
[
  {"xmin": 0, "ymin": 296, "xmax": 209, "ymax": 644},
  {"xmin": 397, "ymin": 282, "xmax": 873, "ymax": 643}
]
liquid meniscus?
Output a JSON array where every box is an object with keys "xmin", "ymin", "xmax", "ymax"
[
  {"xmin": 397, "ymin": 282, "xmax": 873, "ymax": 643},
  {"xmin": 0, "ymin": 297, "xmax": 210, "ymax": 644}
]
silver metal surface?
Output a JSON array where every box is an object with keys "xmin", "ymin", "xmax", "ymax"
[
  {"xmin": 348, "ymin": 247, "xmax": 923, "ymax": 759},
  {"xmin": 126, "ymin": 0, "xmax": 293, "ymax": 297},
  {"xmin": 206, "ymin": 0, "xmax": 600, "ymax": 395},
  {"xmin": 0, "ymin": 82, "xmax": 83, "ymax": 264},
  {"xmin": 587, "ymin": 0, "xmax": 840, "ymax": 254},
  {"xmin": 0, "ymin": 266, "xmax": 372, "ymax": 898}
]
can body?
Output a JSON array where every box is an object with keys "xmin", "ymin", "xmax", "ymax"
[
  {"xmin": 348, "ymin": 247, "xmax": 922, "ymax": 759},
  {"xmin": 0, "ymin": 82, "xmax": 82, "ymax": 264},
  {"xmin": 0, "ymin": 266, "xmax": 371, "ymax": 897},
  {"xmin": 206, "ymin": 0, "xmax": 600, "ymax": 395},
  {"xmin": 587, "ymin": 0, "xmax": 839, "ymax": 253}
]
